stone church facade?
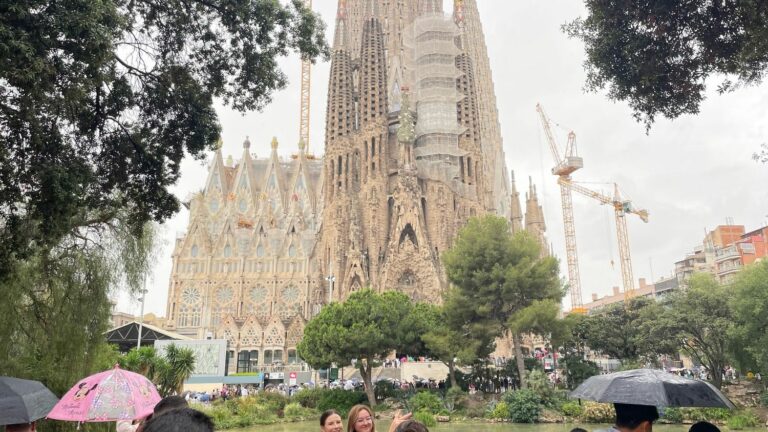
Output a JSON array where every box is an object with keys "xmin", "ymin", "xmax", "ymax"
[{"xmin": 164, "ymin": 0, "xmax": 549, "ymax": 371}]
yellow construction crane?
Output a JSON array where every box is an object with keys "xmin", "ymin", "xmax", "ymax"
[
  {"xmin": 536, "ymin": 104, "xmax": 584, "ymax": 312},
  {"xmin": 299, "ymin": 0, "xmax": 312, "ymax": 151},
  {"xmin": 537, "ymin": 103, "xmax": 649, "ymax": 305},
  {"xmin": 559, "ymin": 179, "xmax": 649, "ymax": 301}
]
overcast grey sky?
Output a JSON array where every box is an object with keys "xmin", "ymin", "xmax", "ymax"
[{"xmin": 118, "ymin": 0, "xmax": 768, "ymax": 316}]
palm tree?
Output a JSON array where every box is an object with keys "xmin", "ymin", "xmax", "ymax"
[
  {"xmin": 120, "ymin": 345, "xmax": 195, "ymax": 396},
  {"xmin": 157, "ymin": 344, "xmax": 196, "ymax": 396}
]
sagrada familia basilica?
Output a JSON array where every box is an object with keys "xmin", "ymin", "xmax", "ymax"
[{"xmin": 163, "ymin": 0, "xmax": 548, "ymax": 371}]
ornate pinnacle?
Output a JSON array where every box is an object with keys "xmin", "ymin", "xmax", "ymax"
[{"xmin": 397, "ymin": 88, "xmax": 415, "ymax": 144}]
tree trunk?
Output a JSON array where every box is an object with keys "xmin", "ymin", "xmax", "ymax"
[
  {"xmin": 513, "ymin": 332, "xmax": 527, "ymax": 389},
  {"xmin": 708, "ymin": 359, "xmax": 723, "ymax": 389},
  {"xmin": 360, "ymin": 359, "xmax": 376, "ymax": 406},
  {"xmin": 447, "ymin": 359, "xmax": 457, "ymax": 388}
]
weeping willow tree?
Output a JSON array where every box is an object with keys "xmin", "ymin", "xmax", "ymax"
[{"xmin": 0, "ymin": 217, "xmax": 158, "ymax": 431}]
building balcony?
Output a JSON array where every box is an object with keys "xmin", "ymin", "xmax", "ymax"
[
  {"xmin": 717, "ymin": 260, "xmax": 742, "ymax": 275},
  {"xmin": 715, "ymin": 245, "xmax": 739, "ymax": 262}
]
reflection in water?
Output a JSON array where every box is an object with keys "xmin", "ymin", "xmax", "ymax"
[{"xmin": 234, "ymin": 421, "xmax": 719, "ymax": 432}]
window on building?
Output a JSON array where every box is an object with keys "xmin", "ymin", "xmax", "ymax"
[
  {"xmin": 263, "ymin": 350, "xmax": 273, "ymax": 365},
  {"xmin": 287, "ymin": 350, "xmax": 298, "ymax": 364},
  {"xmin": 237, "ymin": 351, "xmax": 250, "ymax": 373},
  {"xmin": 249, "ymin": 350, "xmax": 259, "ymax": 370}
]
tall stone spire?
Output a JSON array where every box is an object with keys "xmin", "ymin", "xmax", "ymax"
[
  {"xmin": 332, "ymin": 0, "xmax": 349, "ymax": 50},
  {"xmin": 325, "ymin": 13, "xmax": 355, "ymax": 146},
  {"xmin": 358, "ymin": 13, "xmax": 388, "ymax": 124},
  {"xmin": 525, "ymin": 177, "xmax": 548, "ymax": 256},
  {"xmin": 509, "ymin": 171, "xmax": 523, "ymax": 234},
  {"xmin": 453, "ymin": 0, "xmax": 510, "ymax": 215}
]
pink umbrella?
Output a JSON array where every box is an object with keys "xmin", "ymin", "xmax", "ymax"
[{"xmin": 48, "ymin": 365, "xmax": 161, "ymax": 422}]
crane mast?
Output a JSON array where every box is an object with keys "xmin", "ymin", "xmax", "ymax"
[
  {"xmin": 536, "ymin": 104, "xmax": 584, "ymax": 311},
  {"xmin": 299, "ymin": 0, "xmax": 312, "ymax": 151},
  {"xmin": 559, "ymin": 178, "xmax": 649, "ymax": 301}
]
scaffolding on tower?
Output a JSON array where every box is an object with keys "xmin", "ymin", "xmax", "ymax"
[{"xmin": 299, "ymin": 0, "xmax": 312, "ymax": 152}]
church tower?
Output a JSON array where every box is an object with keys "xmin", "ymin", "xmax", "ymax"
[{"xmin": 315, "ymin": 0, "xmax": 495, "ymax": 302}]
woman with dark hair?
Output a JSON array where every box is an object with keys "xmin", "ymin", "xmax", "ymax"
[
  {"xmin": 347, "ymin": 405, "xmax": 375, "ymax": 432},
  {"xmin": 321, "ymin": 409, "xmax": 343, "ymax": 432}
]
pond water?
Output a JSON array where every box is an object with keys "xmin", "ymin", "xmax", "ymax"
[{"xmin": 234, "ymin": 421, "xmax": 760, "ymax": 432}]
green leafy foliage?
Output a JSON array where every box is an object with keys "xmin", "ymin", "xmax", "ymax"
[
  {"xmin": 560, "ymin": 401, "xmax": 583, "ymax": 418},
  {"xmin": 730, "ymin": 261, "xmax": 768, "ymax": 378},
  {"xmin": 292, "ymin": 387, "xmax": 322, "ymax": 409},
  {"xmin": 0, "ymin": 0, "xmax": 329, "ymax": 279},
  {"xmin": 727, "ymin": 411, "xmax": 761, "ymax": 430},
  {"xmin": 579, "ymin": 402, "xmax": 615, "ymax": 423},
  {"xmin": 761, "ymin": 390, "xmax": 768, "ymax": 407},
  {"xmin": 409, "ymin": 391, "xmax": 443, "ymax": 414},
  {"xmin": 488, "ymin": 401, "xmax": 510, "ymax": 420},
  {"xmin": 581, "ymin": 296, "xmax": 676, "ymax": 364},
  {"xmin": 119, "ymin": 344, "xmax": 196, "ymax": 397},
  {"xmin": 661, "ymin": 407, "xmax": 683, "ymax": 423},
  {"xmin": 564, "ymin": 2, "xmax": 768, "ymax": 129},
  {"xmin": 413, "ymin": 411, "xmax": 437, "ymax": 427},
  {"xmin": 562, "ymin": 355, "xmax": 600, "ymax": 390},
  {"xmin": 443, "ymin": 387, "xmax": 466, "ymax": 413},
  {"xmin": 503, "ymin": 389, "xmax": 541, "ymax": 423},
  {"xmin": 642, "ymin": 274, "xmax": 733, "ymax": 388},
  {"xmin": 421, "ymin": 304, "xmax": 482, "ymax": 387},
  {"xmin": 0, "ymin": 217, "xmax": 158, "ymax": 425},
  {"xmin": 526, "ymin": 369, "xmax": 555, "ymax": 406},
  {"xmin": 442, "ymin": 215, "xmax": 563, "ymax": 388},
  {"xmin": 297, "ymin": 289, "xmax": 430, "ymax": 406},
  {"xmin": 315, "ymin": 389, "xmax": 367, "ymax": 417},
  {"xmin": 283, "ymin": 402, "xmax": 308, "ymax": 419},
  {"xmin": 682, "ymin": 408, "xmax": 731, "ymax": 423},
  {"xmin": 199, "ymin": 396, "xmax": 292, "ymax": 429}
]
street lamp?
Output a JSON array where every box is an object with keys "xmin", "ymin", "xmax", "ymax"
[{"xmin": 136, "ymin": 283, "xmax": 149, "ymax": 349}]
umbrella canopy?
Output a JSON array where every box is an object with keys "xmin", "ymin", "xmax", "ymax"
[
  {"xmin": 47, "ymin": 365, "xmax": 161, "ymax": 422},
  {"xmin": 570, "ymin": 369, "xmax": 734, "ymax": 408},
  {"xmin": 0, "ymin": 377, "xmax": 59, "ymax": 426}
]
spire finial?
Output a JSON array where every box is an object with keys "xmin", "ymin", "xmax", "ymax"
[
  {"xmin": 271, "ymin": 137, "xmax": 279, "ymax": 150},
  {"xmin": 243, "ymin": 135, "xmax": 251, "ymax": 149},
  {"xmin": 215, "ymin": 137, "xmax": 223, "ymax": 150}
]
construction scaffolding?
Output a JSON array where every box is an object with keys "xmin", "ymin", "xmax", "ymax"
[{"xmin": 404, "ymin": 14, "xmax": 471, "ymax": 195}]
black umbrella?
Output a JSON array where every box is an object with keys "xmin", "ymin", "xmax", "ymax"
[
  {"xmin": 0, "ymin": 377, "xmax": 59, "ymax": 425},
  {"xmin": 570, "ymin": 369, "xmax": 734, "ymax": 408}
]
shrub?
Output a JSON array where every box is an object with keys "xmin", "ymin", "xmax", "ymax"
[
  {"xmin": 293, "ymin": 387, "xmax": 322, "ymax": 408},
  {"xmin": 414, "ymin": 410, "xmax": 437, "ymax": 427},
  {"xmin": 444, "ymin": 387, "xmax": 466, "ymax": 412},
  {"xmin": 682, "ymin": 407, "xmax": 730, "ymax": 422},
  {"xmin": 579, "ymin": 401, "xmax": 614, "ymax": 423},
  {"xmin": 527, "ymin": 370, "xmax": 555, "ymax": 405},
  {"xmin": 560, "ymin": 401, "xmax": 584, "ymax": 418},
  {"xmin": 284, "ymin": 402, "xmax": 306, "ymax": 419},
  {"xmin": 249, "ymin": 392, "xmax": 288, "ymax": 414},
  {"xmin": 317, "ymin": 389, "xmax": 367, "ymax": 416},
  {"xmin": 409, "ymin": 391, "xmax": 443, "ymax": 414},
  {"xmin": 504, "ymin": 389, "xmax": 541, "ymax": 423},
  {"xmin": 727, "ymin": 411, "xmax": 761, "ymax": 430},
  {"xmin": 760, "ymin": 390, "xmax": 768, "ymax": 407},
  {"xmin": 489, "ymin": 401, "xmax": 510, "ymax": 420},
  {"xmin": 661, "ymin": 407, "xmax": 683, "ymax": 423}
]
